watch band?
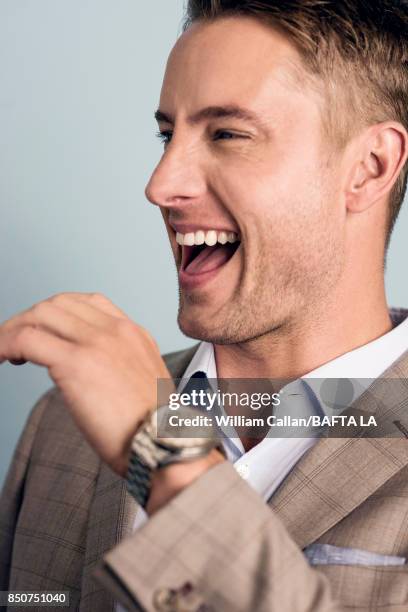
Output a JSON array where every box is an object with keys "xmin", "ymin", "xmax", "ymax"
[
  {"xmin": 126, "ymin": 444, "xmax": 217, "ymax": 508},
  {"xmin": 126, "ymin": 450, "xmax": 152, "ymax": 508},
  {"xmin": 126, "ymin": 402, "xmax": 225, "ymax": 508}
]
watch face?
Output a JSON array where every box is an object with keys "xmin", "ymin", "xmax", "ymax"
[{"xmin": 148, "ymin": 404, "xmax": 221, "ymax": 450}]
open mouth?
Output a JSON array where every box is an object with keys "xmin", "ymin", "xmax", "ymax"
[{"xmin": 177, "ymin": 230, "xmax": 241, "ymax": 276}]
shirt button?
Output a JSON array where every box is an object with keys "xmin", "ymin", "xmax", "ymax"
[{"xmin": 235, "ymin": 462, "xmax": 250, "ymax": 479}]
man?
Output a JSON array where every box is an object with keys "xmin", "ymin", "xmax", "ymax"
[{"xmin": 1, "ymin": 0, "xmax": 408, "ymax": 610}]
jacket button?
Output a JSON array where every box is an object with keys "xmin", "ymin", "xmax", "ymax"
[
  {"xmin": 153, "ymin": 583, "xmax": 209, "ymax": 612},
  {"xmin": 152, "ymin": 587, "xmax": 177, "ymax": 611}
]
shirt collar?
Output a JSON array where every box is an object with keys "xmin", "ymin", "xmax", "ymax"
[
  {"xmin": 179, "ymin": 308, "xmax": 408, "ymax": 415},
  {"xmin": 179, "ymin": 341, "xmax": 217, "ymax": 385},
  {"xmin": 182, "ymin": 309, "xmax": 408, "ymax": 378}
]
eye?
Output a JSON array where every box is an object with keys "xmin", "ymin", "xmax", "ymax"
[
  {"xmin": 156, "ymin": 130, "xmax": 173, "ymax": 145},
  {"xmin": 213, "ymin": 130, "xmax": 243, "ymax": 140},
  {"xmin": 214, "ymin": 130, "xmax": 239, "ymax": 140}
]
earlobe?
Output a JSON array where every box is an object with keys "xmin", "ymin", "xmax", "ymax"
[{"xmin": 345, "ymin": 122, "xmax": 408, "ymax": 214}]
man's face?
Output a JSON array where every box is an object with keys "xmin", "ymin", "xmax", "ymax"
[{"xmin": 145, "ymin": 16, "xmax": 345, "ymax": 344}]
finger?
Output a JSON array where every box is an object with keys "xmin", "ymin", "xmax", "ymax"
[
  {"xmin": 48, "ymin": 294, "xmax": 122, "ymax": 328},
  {"xmin": 56, "ymin": 296, "xmax": 156, "ymax": 347},
  {"xmin": 0, "ymin": 326, "xmax": 72, "ymax": 367},
  {"xmin": 53, "ymin": 292, "xmax": 128, "ymax": 319},
  {"xmin": 1, "ymin": 301, "xmax": 94, "ymax": 344}
]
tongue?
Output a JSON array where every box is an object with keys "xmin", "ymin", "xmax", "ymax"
[{"xmin": 186, "ymin": 244, "xmax": 234, "ymax": 275}]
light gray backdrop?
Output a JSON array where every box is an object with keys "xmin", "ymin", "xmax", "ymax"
[{"xmin": 1, "ymin": 0, "xmax": 407, "ymax": 487}]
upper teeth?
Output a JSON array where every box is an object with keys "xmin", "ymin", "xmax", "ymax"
[{"xmin": 176, "ymin": 230, "xmax": 239, "ymax": 246}]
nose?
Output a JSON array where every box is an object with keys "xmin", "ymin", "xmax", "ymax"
[{"xmin": 145, "ymin": 140, "xmax": 206, "ymax": 209}]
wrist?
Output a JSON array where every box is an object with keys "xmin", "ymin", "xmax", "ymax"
[
  {"xmin": 146, "ymin": 449, "xmax": 225, "ymax": 515},
  {"xmin": 126, "ymin": 405, "xmax": 225, "ymax": 510}
]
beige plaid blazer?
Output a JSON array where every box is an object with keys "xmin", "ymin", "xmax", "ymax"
[{"xmin": 1, "ymin": 345, "xmax": 408, "ymax": 612}]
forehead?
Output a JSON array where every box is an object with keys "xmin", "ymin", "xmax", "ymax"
[{"xmin": 160, "ymin": 16, "xmax": 315, "ymax": 117}]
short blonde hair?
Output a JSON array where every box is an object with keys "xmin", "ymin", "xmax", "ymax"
[{"xmin": 184, "ymin": 0, "xmax": 408, "ymax": 241}]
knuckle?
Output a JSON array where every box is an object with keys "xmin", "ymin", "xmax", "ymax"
[
  {"xmin": 48, "ymin": 294, "xmax": 74, "ymax": 311},
  {"xmin": 134, "ymin": 322, "xmax": 149, "ymax": 337},
  {"xmin": 89, "ymin": 292, "xmax": 109, "ymax": 304},
  {"xmin": 112, "ymin": 319, "xmax": 157, "ymax": 348},
  {"xmin": 48, "ymin": 293, "xmax": 66, "ymax": 306},
  {"xmin": 32, "ymin": 300, "xmax": 53, "ymax": 317},
  {"xmin": 148, "ymin": 334, "xmax": 160, "ymax": 351},
  {"xmin": 115, "ymin": 318, "xmax": 134, "ymax": 336},
  {"xmin": 1, "ymin": 317, "xmax": 13, "ymax": 331},
  {"xmin": 136, "ymin": 324, "xmax": 159, "ymax": 349},
  {"xmin": 141, "ymin": 324, "xmax": 156, "ymax": 342}
]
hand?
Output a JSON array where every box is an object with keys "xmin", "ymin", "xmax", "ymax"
[{"xmin": 0, "ymin": 292, "xmax": 174, "ymax": 476}]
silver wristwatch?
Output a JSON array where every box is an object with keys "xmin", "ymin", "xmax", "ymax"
[{"xmin": 126, "ymin": 404, "xmax": 224, "ymax": 508}]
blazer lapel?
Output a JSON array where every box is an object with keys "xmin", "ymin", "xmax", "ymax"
[
  {"xmin": 270, "ymin": 352, "xmax": 408, "ymax": 549},
  {"xmin": 80, "ymin": 344, "xmax": 200, "ymax": 611},
  {"xmin": 270, "ymin": 436, "xmax": 408, "ymax": 550}
]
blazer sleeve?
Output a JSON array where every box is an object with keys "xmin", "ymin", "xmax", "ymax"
[
  {"xmin": 93, "ymin": 461, "xmax": 343, "ymax": 612},
  {"xmin": 0, "ymin": 389, "xmax": 52, "ymax": 591}
]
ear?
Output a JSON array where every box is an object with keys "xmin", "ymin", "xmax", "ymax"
[{"xmin": 345, "ymin": 121, "xmax": 408, "ymax": 213}]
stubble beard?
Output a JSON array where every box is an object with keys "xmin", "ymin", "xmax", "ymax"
[
  {"xmin": 176, "ymin": 258, "xmax": 302, "ymax": 345},
  {"xmin": 177, "ymin": 224, "xmax": 343, "ymax": 347}
]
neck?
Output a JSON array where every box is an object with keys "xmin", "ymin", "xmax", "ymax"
[{"xmin": 214, "ymin": 282, "xmax": 392, "ymax": 381}]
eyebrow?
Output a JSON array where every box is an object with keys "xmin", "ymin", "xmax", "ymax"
[{"xmin": 154, "ymin": 105, "xmax": 263, "ymax": 127}]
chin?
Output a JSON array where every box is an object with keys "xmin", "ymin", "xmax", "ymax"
[
  {"xmin": 178, "ymin": 309, "xmax": 215, "ymax": 342},
  {"xmin": 177, "ymin": 306, "xmax": 250, "ymax": 345},
  {"xmin": 178, "ymin": 299, "xmax": 290, "ymax": 346},
  {"xmin": 178, "ymin": 308, "xmax": 228, "ymax": 344}
]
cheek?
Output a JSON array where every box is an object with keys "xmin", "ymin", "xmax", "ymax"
[
  {"xmin": 211, "ymin": 149, "xmax": 341, "ymax": 259},
  {"xmin": 249, "ymin": 181, "xmax": 341, "ymax": 281},
  {"xmin": 213, "ymin": 142, "xmax": 327, "ymax": 209},
  {"xmin": 216, "ymin": 171, "xmax": 329, "ymax": 241}
]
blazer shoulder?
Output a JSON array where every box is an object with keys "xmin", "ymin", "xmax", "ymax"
[
  {"xmin": 31, "ymin": 386, "xmax": 79, "ymax": 435},
  {"xmin": 9, "ymin": 387, "xmax": 66, "ymax": 464},
  {"xmin": 23, "ymin": 386, "xmax": 58, "ymax": 435},
  {"xmin": 26, "ymin": 387, "xmax": 99, "ymax": 473}
]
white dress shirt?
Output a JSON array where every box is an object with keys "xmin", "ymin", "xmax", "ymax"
[
  {"xmin": 178, "ymin": 308, "xmax": 408, "ymax": 499},
  {"xmin": 116, "ymin": 308, "xmax": 408, "ymax": 612}
]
